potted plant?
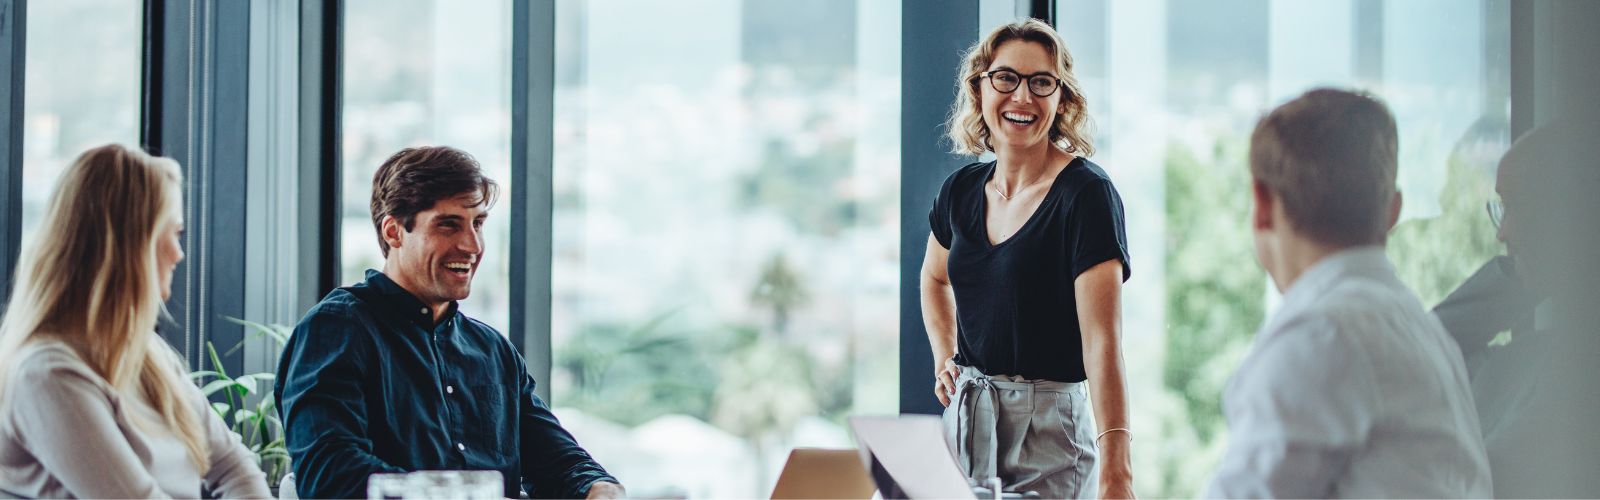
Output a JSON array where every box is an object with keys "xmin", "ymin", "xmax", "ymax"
[{"xmin": 190, "ymin": 317, "xmax": 292, "ymax": 493}]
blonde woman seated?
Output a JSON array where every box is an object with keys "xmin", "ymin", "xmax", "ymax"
[{"xmin": 0, "ymin": 145, "xmax": 270, "ymax": 498}]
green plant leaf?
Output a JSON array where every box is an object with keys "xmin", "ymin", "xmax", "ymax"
[
  {"xmin": 206, "ymin": 342, "xmax": 231, "ymax": 380},
  {"xmin": 227, "ymin": 374, "xmax": 272, "ymax": 396},
  {"xmin": 221, "ymin": 316, "xmax": 292, "ymax": 355},
  {"xmin": 620, "ymin": 337, "xmax": 683, "ymax": 355},
  {"xmin": 191, "ymin": 323, "xmax": 292, "ymax": 486},
  {"xmin": 188, "ymin": 370, "xmax": 223, "ymax": 381},
  {"xmin": 209, "ymin": 402, "xmax": 230, "ymax": 422},
  {"xmin": 200, "ymin": 379, "xmax": 242, "ymax": 398},
  {"xmin": 256, "ymin": 395, "xmax": 277, "ymax": 413},
  {"xmin": 235, "ymin": 373, "xmax": 276, "ymax": 389}
]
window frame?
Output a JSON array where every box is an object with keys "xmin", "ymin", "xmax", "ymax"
[
  {"xmin": 0, "ymin": 0, "xmax": 1576, "ymax": 409},
  {"xmin": 0, "ymin": 0, "xmax": 24, "ymax": 305},
  {"xmin": 511, "ymin": 0, "xmax": 556, "ymax": 400}
]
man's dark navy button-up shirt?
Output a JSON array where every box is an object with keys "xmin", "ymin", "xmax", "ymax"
[{"xmin": 275, "ymin": 270, "xmax": 616, "ymax": 499}]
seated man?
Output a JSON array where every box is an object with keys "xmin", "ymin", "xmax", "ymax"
[
  {"xmin": 1436, "ymin": 117, "xmax": 1600, "ymax": 497},
  {"xmin": 1206, "ymin": 89, "xmax": 1492, "ymax": 497},
  {"xmin": 275, "ymin": 146, "xmax": 623, "ymax": 499}
]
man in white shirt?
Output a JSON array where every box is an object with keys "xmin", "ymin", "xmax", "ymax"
[{"xmin": 1206, "ymin": 88, "xmax": 1493, "ymax": 498}]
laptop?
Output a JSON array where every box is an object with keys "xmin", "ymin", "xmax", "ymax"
[
  {"xmin": 847, "ymin": 415, "xmax": 977, "ymax": 499},
  {"xmin": 769, "ymin": 448, "xmax": 877, "ymax": 499}
]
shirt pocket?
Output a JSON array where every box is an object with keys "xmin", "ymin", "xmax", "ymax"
[{"xmin": 461, "ymin": 382, "xmax": 518, "ymax": 460}]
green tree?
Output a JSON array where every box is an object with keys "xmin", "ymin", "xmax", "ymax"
[
  {"xmin": 750, "ymin": 253, "xmax": 810, "ymax": 336},
  {"xmin": 553, "ymin": 310, "xmax": 719, "ymax": 426},
  {"xmin": 1388, "ymin": 153, "xmax": 1503, "ymax": 307},
  {"xmin": 711, "ymin": 326, "xmax": 820, "ymax": 494},
  {"xmin": 1159, "ymin": 138, "xmax": 1265, "ymax": 497}
]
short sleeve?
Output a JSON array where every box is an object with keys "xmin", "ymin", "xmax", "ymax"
[
  {"xmin": 1066, "ymin": 179, "xmax": 1132, "ymax": 281},
  {"xmin": 928, "ymin": 168, "xmax": 962, "ymax": 249}
]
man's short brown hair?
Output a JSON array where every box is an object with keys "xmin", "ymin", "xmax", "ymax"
[
  {"xmin": 1250, "ymin": 88, "xmax": 1399, "ymax": 246},
  {"xmin": 369, "ymin": 146, "xmax": 499, "ymax": 256}
]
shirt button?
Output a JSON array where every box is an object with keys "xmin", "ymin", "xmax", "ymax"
[
  {"xmin": 446, "ymin": 385, "xmax": 454, "ymax": 394},
  {"xmin": 457, "ymin": 443, "xmax": 465, "ymax": 451},
  {"xmin": 421, "ymin": 307, "xmax": 429, "ymax": 315}
]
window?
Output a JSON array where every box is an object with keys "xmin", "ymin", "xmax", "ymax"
[
  {"xmin": 20, "ymin": 0, "xmax": 141, "ymax": 247},
  {"xmin": 341, "ymin": 0, "xmax": 513, "ymax": 328},
  {"xmin": 549, "ymin": 0, "xmax": 901, "ymax": 496},
  {"xmin": 1053, "ymin": 0, "xmax": 1509, "ymax": 495}
]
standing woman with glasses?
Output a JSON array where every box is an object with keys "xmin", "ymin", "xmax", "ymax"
[
  {"xmin": 0, "ymin": 145, "xmax": 270, "ymax": 498},
  {"xmin": 922, "ymin": 19, "xmax": 1134, "ymax": 499}
]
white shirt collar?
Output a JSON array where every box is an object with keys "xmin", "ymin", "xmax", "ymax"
[{"xmin": 1268, "ymin": 245, "xmax": 1394, "ymax": 327}]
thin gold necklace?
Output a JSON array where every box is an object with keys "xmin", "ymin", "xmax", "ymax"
[{"xmin": 991, "ymin": 174, "xmax": 1050, "ymax": 200}]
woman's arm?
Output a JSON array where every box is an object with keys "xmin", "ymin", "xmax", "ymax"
[
  {"xmin": 1075, "ymin": 259, "xmax": 1134, "ymax": 499},
  {"xmin": 920, "ymin": 233, "xmax": 961, "ymax": 407},
  {"xmin": 9, "ymin": 356, "xmax": 173, "ymax": 499}
]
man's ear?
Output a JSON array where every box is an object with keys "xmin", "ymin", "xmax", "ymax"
[
  {"xmin": 380, "ymin": 215, "xmax": 405, "ymax": 252},
  {"xmin": 1385, "ymin": 191, "xmax": 1403, "ymax": 232},
  {"xmin": 1251, "ymin": 179, "xmax": 1276, "ymax": 232}
]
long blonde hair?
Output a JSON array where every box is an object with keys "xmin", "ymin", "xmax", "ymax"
[
  {"xmin": 946, "ymin": 18, "xmax": 1095, "ymax": 157},
  {"xmin": 0, "ymin": 144, "xmax": 209, "ymax": 471}
]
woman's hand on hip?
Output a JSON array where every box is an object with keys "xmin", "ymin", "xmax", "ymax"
[{"xmin": 934, "ymin": 358, "xmax": 960, "ymax": 407}]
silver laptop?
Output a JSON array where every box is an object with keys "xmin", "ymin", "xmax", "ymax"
[{"xmin": 847, "ymin": 415, "xmax": 977, "ymax": 499}]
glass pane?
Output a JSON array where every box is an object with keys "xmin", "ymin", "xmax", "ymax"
[
  {"xmin": 341, "ymin": 0, "xmax": 512, "ymax": 329},
  {"xmin": 550, "ymin": 0, "xmax": 901, "ymax": 497},
  {"xmin": 1054, "ymin": 0, "xmax": 1508, "ymax": 496},
  {"xmin": 21, "ymin": 0, "xmax": 141, "ymax": 247}
]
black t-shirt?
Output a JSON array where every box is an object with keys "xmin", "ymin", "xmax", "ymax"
[{"xmin": 928, "ymin": 158, "xmax": 1131, "ymax": 382}]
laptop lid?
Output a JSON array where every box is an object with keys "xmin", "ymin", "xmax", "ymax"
[
  {"xmin": 769, "ymin": 448, "xmax": 876, "ymax": 500},
  {"xmin": 847, "ymin": 415, "xmax": 976, "ymax": 499}
]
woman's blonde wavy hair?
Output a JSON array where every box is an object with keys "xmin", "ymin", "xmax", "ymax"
[
  {"xmin": 0, "ymin": 144, "xmax": 209, "ymax": 472},
  {"xmin": 946, "ymin": 18, "xmax": 1095, "ymax": 157}
]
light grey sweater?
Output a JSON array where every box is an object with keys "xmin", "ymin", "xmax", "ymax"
[{"xmin": 0, "ymin": 339, "xmax": 271, "ymax": 499}]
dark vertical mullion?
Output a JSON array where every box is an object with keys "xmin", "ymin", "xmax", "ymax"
[
  {"xmin": 1483, "ymin": 0, "xmax": 1510, "ymax": 123},
  {"xmin": 146, "ymin": 0, "xmax": 250, "ymax": 376},
  {"xmin": 141, "ymin": 0, "xmax": 163, "ymax": 154},
  {"xmin": 300, "ymin": 0, "xmax": 341, "ymax": 307},
  {"xmin": 901, "ymin": 0, "xmax": 978, "ymax": 416},
  {"xmin": 511, "ymin": 0, "xmax": 555, "ymax": 401},
  {"xmin": 1509, "ymin": 0, "xmax": 1537, "ymax": 138},
  {"xmin": 205, "ymin": 0, "xmax": 250, "ymax": 377},
  {"xmin": 151, "ymin": 0, "xmax": 194, "ymax": 358},
  {"xmin": 0, "ymin": 0, "xmax": 23, "ymax": 303},
  {"xmin": 1027, "ymin": 0, "xmax": 1054, "ymax": 24}
]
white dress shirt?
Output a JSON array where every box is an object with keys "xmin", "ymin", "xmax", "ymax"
[{"xmin": 1206, "ymin": 247, "xmax": 1492, "ymax": 498}]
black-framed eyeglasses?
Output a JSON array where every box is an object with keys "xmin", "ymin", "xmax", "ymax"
[
  {"xmin": 978, "ymin": 69, "xmax": 1065, "ymax": 98},
  {"xmin": 1486, "ymin": 197, "xmax": 1505, "ymax": 231}
]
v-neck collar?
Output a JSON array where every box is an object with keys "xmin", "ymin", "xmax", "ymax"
[{"xmin": 979, "ymin": 157, "xmax": 1080, "ymax": 249}]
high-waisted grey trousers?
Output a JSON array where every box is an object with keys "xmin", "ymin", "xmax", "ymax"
[{"xmin": 941, "ymin": 365, "xmax": 1098, "ymax": 499}]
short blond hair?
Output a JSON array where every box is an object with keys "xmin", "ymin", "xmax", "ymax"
[
  {"xmin": 1250, "ymin": 88, "xmax": 1398, "ymax": 246},
  {"xmin": 946, "ymin": 18, "xmax": 1094, "ymax": 157}
]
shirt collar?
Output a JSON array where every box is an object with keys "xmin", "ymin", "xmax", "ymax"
[
  {"xmin": 1277, "ymin": 245, "xmax": 1395, "ymax": 315},
  {"xmin": 363, "ymin": 269, "xmax": 458, "ymax": 328}
]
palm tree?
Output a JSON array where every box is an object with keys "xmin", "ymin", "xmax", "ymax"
[{"xmin": 750, "ymin": 253, "xmax": 810, "ymax": 336}]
